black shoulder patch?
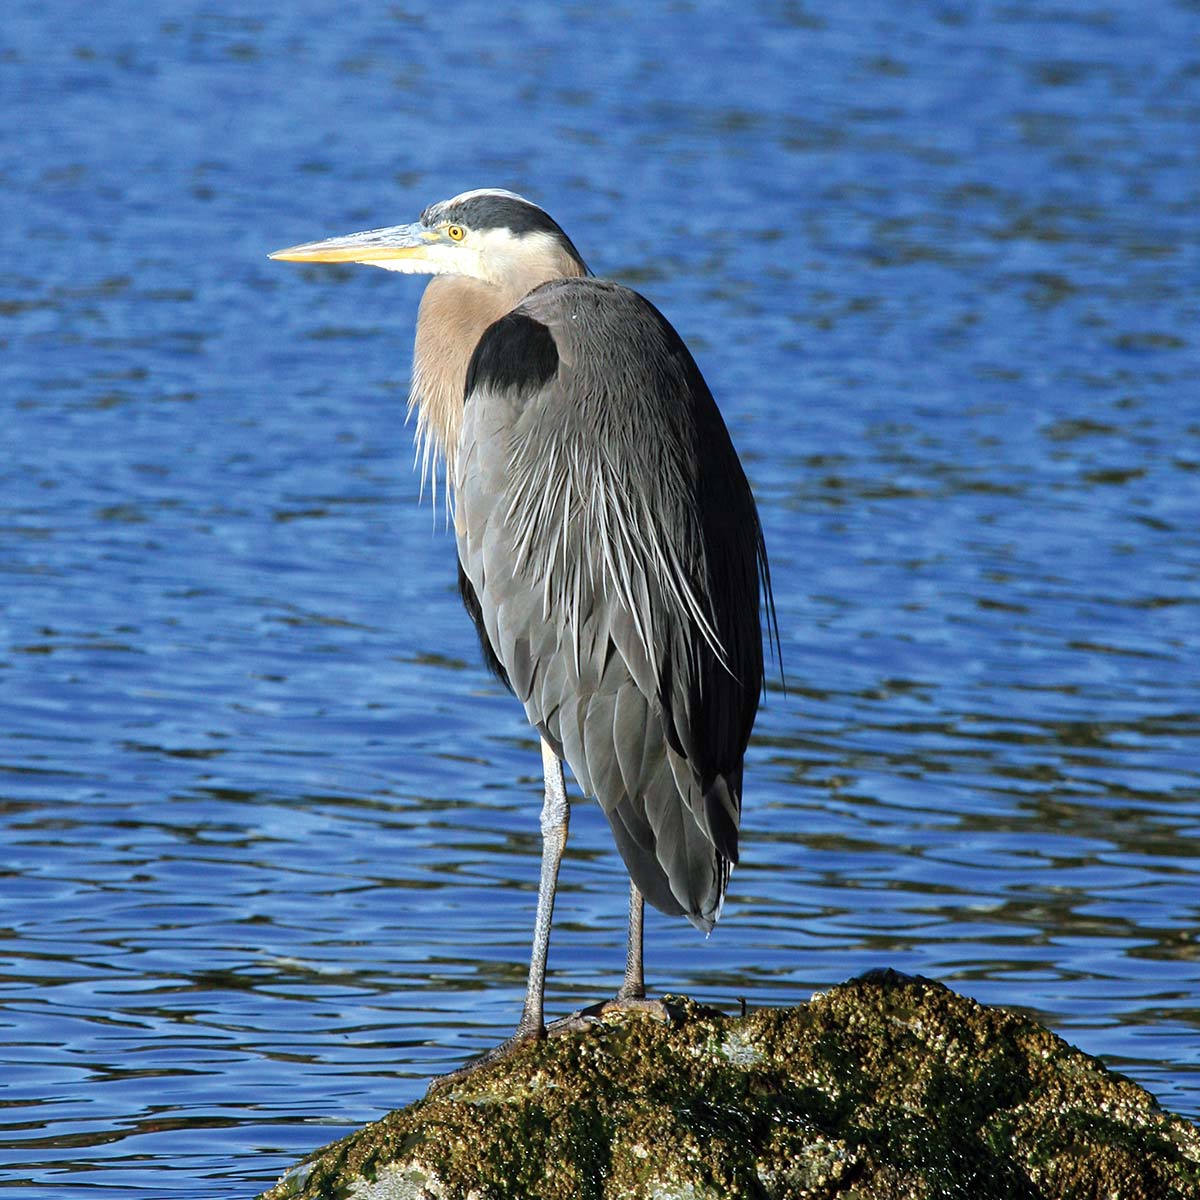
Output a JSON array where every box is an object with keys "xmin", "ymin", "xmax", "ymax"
[{"xmin": 465, "ymin": 311, "xmax": 559, "ymax": 399}]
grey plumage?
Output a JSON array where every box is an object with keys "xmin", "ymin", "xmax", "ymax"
[
  {"xmin": 270, "ymin": 189, "xmax": 774, "ymax": 1058},
  {"xmin": 457, "ymin": 277, "xmax": 767, "ymax": 930}
]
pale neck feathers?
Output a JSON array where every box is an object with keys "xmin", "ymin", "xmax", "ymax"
[{"xmin": 408, "ymin": 238, "xmax": 586, "ymax": 508}]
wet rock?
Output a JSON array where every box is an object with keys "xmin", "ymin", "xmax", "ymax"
[{"xmin": 258, "ymin": 969, "xmax": 1200, "ymax": 1199}]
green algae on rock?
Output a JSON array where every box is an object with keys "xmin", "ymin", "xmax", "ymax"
[{"xmin": 257, "ymin": 970, "xmax": 1200, "ymax": 1200}]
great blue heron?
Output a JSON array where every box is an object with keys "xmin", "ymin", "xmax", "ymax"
[{"xmin": 271, "ymin": 188, "xmax": 774, "ymax": 1066}]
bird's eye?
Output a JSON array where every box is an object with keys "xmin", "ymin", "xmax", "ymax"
[{"xmin": 446, "ymin": 225, "xmax": 465, "ymax": 241}]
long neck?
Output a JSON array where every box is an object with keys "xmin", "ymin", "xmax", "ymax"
[
  {"xmin": 408, "ymin": 249, "xmax": 587, "ymax": 504},
  {"xmin": 409, "ymin": 276, "xmax": 512, "ymax": 502}
]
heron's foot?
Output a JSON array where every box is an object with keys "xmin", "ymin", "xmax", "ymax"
[
  {"xmin": 593, "ymin": 996, "xmax": 677, "ymax": 1021},
  {"xmin": 425, "ymin": 1019, "xmax": 543, "ymax": 1096},
  {"xmin": 544, "ymin": 994, "xmax": 689, "ymax": 1038}
]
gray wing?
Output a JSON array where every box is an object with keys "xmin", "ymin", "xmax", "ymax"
[{"xmin": 454, "ymin": 277, "xmax": 767, "ymax": 932}]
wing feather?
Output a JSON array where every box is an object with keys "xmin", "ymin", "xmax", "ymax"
[{"xmin": 611, "ymin": 686, "xmax": 649, "ymax": 801}]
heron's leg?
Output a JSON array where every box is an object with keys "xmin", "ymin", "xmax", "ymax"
[
  {"xmin": 616, "ymin": 881, "xmax": 646, "ymax": 1001},
  {"xmin": 514, "ymin": 736, "xmax": 570, "ymax": 1038},
  {"xmin": 426, "ymin": 738, "xmax": 569, "ymax": 1094}
]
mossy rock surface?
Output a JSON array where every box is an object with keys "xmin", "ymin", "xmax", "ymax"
[{"xmin": 258, "ymin": 969, "xmax": 1200, "ymax": 1200}]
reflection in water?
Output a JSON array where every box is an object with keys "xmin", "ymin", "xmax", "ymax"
[{"xmin": 1, "ymin": 0, "xmax": 1197, "ymax": 1195}]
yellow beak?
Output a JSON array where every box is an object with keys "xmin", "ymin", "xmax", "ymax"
[{"xmin": 269, "ymin": 222, "xmax": 436, "ymax": 265}]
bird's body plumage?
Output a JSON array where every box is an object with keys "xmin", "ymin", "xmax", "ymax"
[
  {"xmin": 271, "ymin": 189, "xmax": 774, "ymax": 1058},
  {"xmin": 456, "ymin": 277, "xmax": 767, "ymax": 928}
]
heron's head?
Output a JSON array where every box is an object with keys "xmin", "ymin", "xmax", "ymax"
[{"xmin": 270, "ymin": 188, "xmax": 589, "ymax": 294}]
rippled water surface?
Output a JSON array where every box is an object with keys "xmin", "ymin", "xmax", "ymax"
[{"xmin": 2, "ymin": 1, "xmax": 1198, "ymax": 1195}]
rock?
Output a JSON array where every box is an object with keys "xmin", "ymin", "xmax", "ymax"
[{"xmin": 257, "ymin": 969, "xmax": 1200, "ymax": 1200}]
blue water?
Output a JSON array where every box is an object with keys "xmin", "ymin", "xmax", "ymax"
[{"xmin": 2, "ymin": 1, "xmax": 1198, "ymax": 1195}]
